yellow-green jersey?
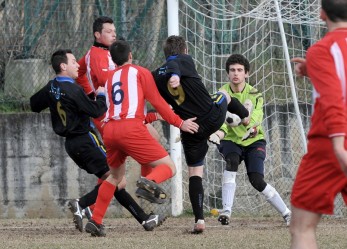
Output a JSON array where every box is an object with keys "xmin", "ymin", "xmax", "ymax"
[{"xmin": 219, "ymin": 83, "xmax": 265, "ymax": 146}]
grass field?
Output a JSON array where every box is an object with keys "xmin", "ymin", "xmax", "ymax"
[{"xmin": 0, "ymin": 216, "xmax": 346, "ymax": 249}]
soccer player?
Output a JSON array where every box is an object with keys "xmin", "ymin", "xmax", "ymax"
[
  {"xmin": 290, "ymin": 1, "xmax": 347, "ymax": 248},
  {"xmin": 151, "ymin": 35, "xmax": 250, "ymax": 233},
  {"xmin": 84, "ymin": 40, "xmax": 199, "ymax": 237},
  {"xmin": 72, "ymin": 16, "xmax": 162, "ymax": 230},
  {"xmin": 209, "ymin": 54, "xmax": 291, "ymax": 226}
]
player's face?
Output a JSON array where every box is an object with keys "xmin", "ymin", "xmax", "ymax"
[
  {"xmin": 65, "ymin": 53, "xmax": 80, "ymax": 79},
  {"xmin": 96, "ymin": 23, "xmax": 116, "ymax": 46},
  {"xmin": 227, "ymin": 63, "xmax": 248, "ymax": 85}
]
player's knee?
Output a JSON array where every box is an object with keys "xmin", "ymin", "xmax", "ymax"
[
  {"xmin": 247, "ymin": 172, "xmax": 267, "ymax": 192},
  {"xmin": 225, "ymin": 153, "xmax": 239, "ymax": 172}
]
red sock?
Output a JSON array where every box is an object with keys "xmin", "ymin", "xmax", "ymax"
[
  {"xmin": 145, "ymin": 164, "xmax": 173, "ymax": 184},
  {"xmin": 92, "ymin": 181, "xmax": 116, "ymax": 225},
  {"xmin": 89, "ymin": 204, "xmax": 95, "ymax": 212},
  {"xmin": 97, "ymin": 178, "xmax": 103, "ymax": 184},
  {"xmin": 141, "ymin": 164, "xmax": 153, "ymax": 177}
]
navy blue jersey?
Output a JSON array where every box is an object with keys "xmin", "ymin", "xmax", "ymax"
[
  {"xmin": 30, "ymin": 76, "xmax": 106, "ymax": 137},
  {"xmin": 152, "ymin": 54, "xmax": 213, "ymax": 121}
]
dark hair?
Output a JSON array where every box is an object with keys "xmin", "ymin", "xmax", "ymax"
[
  {"xmin": 225, "ymin": 54, "xmax": 250, "ymax": 74},
  {"xmin": 93, "ymin": 16, "xmax": 114, "ymax": 38},
  {"xmin": 51, "ymin": 49, "xmax": 72, "ymax": 74},
  {"xmin": 322, "ymin": 0, "xmax": 347, "ymax": 22},
  {"xmin": 109, "ymin": 40, "xmax": 131, "ymax": 66},
  {"xmin": 163, "ymin": 35, "xmax": 187, "ymax": 58}
]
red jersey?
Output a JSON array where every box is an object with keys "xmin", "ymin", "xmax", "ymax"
[
  {"xmin": 104, "ymin": 64, "xmax": 183, "ymax": 128},
  {"xmin": 306, "ymin": 28, "xmax": 347, "ymax": 139},
  {"xmin": 76, "ymin": 43, "xmax": 116, "ymax": 95}
]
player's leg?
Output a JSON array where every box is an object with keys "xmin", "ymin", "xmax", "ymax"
[
  {"xmin": 219, "ymin": 152, "xmax": 240, "ymax": 225},
  {"xmin": 290, "ymin": 206, "xmax": 321, "ymax": 249},
  {"xmin": 245, "ymin": 140, "xmax": 291, "ymax": 225},
  {"xmin": 217, "ymin": 89, "xmax": 249, "ymax": 120},
  {"xmin": 85, "ymin": 165, "xmax": 124, "ymax": 237}
]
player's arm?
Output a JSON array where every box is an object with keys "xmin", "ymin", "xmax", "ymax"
[
  {"xmin": 74, "ymin": 86, "xmax": 107, "ymax": 118},
  {"xmin": 76, "ymin": 55, "xmax": 94, "ymax": 96},
  {"xmin": 307, "ymin": 45, "xmax": 347, "ymax": 136},
  {"xmin": 30, "ymin": 84, "xmax": 49, "ymax": 113},
  {"xmin": 291, "ymin": 57, "xmax": 307, "ymax": 77}
]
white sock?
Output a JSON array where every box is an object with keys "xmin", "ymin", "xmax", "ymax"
[
  {"xmin": 222, "ymin": 170, "xmax": 236, "ymax": 212},
  {"xmin": 262, "ymin": 184, "xmax": 290, "ymax": 216}
]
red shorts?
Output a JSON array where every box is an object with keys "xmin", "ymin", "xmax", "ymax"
[
  {"xmin": 102, "ymin": 119, "xmax": 168, "ymax": 168},
  {"xmin": 291, "ymin": 138, "xmax": 347, "ymax": 214}
]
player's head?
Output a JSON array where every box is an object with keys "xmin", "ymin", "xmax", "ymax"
[
  {"xmin": 321, "ymin": 0, "xmax": 347, "ymax": 22},
  {"xmin": 93, "ymin": 16, "xmax": 116, "ymax": 46},
  {"xmin": 51, "ymin": 49, "xmax": 79, "ymax": 79},
  {"xmin": 163, "ymin": 35, "xmax": 187, "ymax": 58},
  {"xmin": 110, "ymin": 40, "xmax": 132, "ymax": 66},
  {"xmin": 225, "ymin": 54, "xmax": 250, "ymax": 85}
]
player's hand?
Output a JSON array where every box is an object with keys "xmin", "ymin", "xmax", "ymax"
[
  {"xmin": 291, "ymin": 57, "xmax": 307, "ymax": 77},
  {"xmin": 242, "ymin": 126, "xmax": 258, "ymax": 141},
  {"xmin": 180, "ymin": 117, "xmax": 199, "ymax": 134},
  {"xmin": 95, "ymin": 86, "xmax": 105, "ymax": 95},
  {"xmin": 209, "ymin": 133, "xmax": 221, "ymax": 145},
  {"xmin": 169, "ymin": 75, "xmax": 181, "ymax": 88}
]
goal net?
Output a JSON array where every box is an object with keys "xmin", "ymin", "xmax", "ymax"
[{"xmin": 177, "ymin": 0, "xmax": 341, "ymax": 216}]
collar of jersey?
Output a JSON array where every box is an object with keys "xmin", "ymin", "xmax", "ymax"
[
  {"xmin": 93, "ymin": 41, "xmax": 109, "ymax": 50},
  {"xmin": 166, "ymin": 55, "xmax": 178, "ymax": 62},
  {"xmin": 55, "ymin": 76, "xmax": 74, "ymax": 83}
]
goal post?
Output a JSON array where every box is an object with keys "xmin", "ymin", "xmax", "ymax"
[{"xmin": 174, "ymin": 0, "xmax": 328, "ymax": 215}]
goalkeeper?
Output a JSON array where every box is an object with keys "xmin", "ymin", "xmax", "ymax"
[{"xmin": 210, "ymin": 54, "xmax": 291, "ymax": 226}]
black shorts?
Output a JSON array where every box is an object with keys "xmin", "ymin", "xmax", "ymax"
[
  {"xmin": 65, "ymin": 131, "xmax": 109, "ymax": 178},
  {"xmin": 181, "ymin": 94, "xmax": 227, "ymax": 166},
  {"xmin": 218, "ymin": 139, "xmax": 266, "ymax": 174}
]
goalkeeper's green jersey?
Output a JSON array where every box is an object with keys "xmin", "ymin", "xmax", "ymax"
[{"xmin": 219, "ymin": 83, "xmax": 265, "ymax": 146}]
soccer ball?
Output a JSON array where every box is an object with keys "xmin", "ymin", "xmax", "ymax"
[{"xmin": 225, "ymin": 112, "xmax": 241, "ymax": 127}]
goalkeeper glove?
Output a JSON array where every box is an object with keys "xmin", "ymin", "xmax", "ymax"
[{"xmin": 209, "ymin": 133, "xmax": 221, "ymax": 145}]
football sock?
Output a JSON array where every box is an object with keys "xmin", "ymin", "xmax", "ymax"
[
  {"xmin": 228, "ymin": 97, "xmax": 249, "ymax": 119},
  {"xmin": 189, "ymin": 176, "xmax": 204, "ymax": 222},
  {"xmin": 141, "ymin": 164, "xmax": 153, "ymax": 177},
  {"xmin": 145, "ymin": 164, "xmax": 173, "ymax": 183},
  {"xmin": 78, "ymin": 184, "xmax": 100, "ymax": 209},
  {"xmin": 262, "ymin": 184, "xmax": 289, "ymax": 215},
  {"xmin": 92, "ymin": 180, "xmax": 116, "ymax": 225},
  {"xmin": 114, "ymin": 188, "xmax": 149, "ymax": 224},
  {"xmin": 222, "ymin": 170, "xmax": 236, "ymax": 212}
]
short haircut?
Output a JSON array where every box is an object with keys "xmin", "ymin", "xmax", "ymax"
[
  {"xmin": 225, "ymin": 54, "xmax": 250, "ymax": 74},
  {"xmin": 51, "ymin": 49, "xmax": 72, "ymax": 74},
  {"xmin": 93, "ymin": 16, "xmax": 114, "ymax": 36},
  {"xmin": 109, "ymin": 40, "xmax": 131, "ymax": 66},
  {"xmin": 163, "ymin": 35, "xmax": 187, "ymax": 58},
  {"xmin": 322, "ymin": 0, "xmax": 347, "ymax": 22}
]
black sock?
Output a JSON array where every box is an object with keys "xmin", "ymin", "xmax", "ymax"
[
  {"xmin": 228, "ymin": 97, "xmax": 249, "ymax": 119},
  {"xmin": 78, "ymin": 184, "xmax": 100, "ymax": 209},
  {"xmin": 189, "ymin": 176, "xmax": 204, "ymax": 223},
  {"xmin": 115, "ymin": 188, "xmax": 149, "ymax": 224}
]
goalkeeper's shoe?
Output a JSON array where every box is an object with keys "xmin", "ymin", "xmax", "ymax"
[
  {"xmin": 218, "ymin": 210, "xmax": 231, "ymax": 225},
  {"xmin": 136, "ymin": 177, "xmax": 167, "ymax": 204},
  {"xmin": 283, "ymin": 211, "xmax": 291, "ymax": 226},
  {"xmin": 191, "ymin": 219, "xmax": 205, "ymax": 234},
  {"xmin": 68, "ymin": 199, "xmax": 83, "ymax": 232}
]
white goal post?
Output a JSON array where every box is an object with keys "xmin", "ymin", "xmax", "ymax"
[{"xmin": 167, "ymin": 0, "xmax": 347, "ymax": 217}]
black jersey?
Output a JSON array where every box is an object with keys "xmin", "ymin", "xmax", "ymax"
[
  {"xmin": 30, "ymin": 76, "xmax": 107, "ymax": 137},
  {"xmin": 152, "ymin": 54, "xmax": 214, "ymax": 121}
]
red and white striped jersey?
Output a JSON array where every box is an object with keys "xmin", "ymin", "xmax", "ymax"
[
  {"xmin": 76, "ymin": 44, "xmax": 116, "ymax": 95},
  {"xmin": 307, "ymin": 28, "xmax": 347, "ymax": 139},
  {"xmin": 104, "ymin": 64, "xmax": 183, "ymax": 128}
]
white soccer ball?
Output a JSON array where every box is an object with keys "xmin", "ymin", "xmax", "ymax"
[{"xmin": 225, "ymin": 112, "xmax": 241, "ymax": 127}]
